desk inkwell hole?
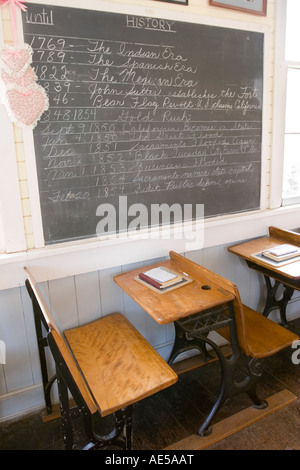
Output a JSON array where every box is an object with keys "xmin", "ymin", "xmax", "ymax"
[{"xmin": 201, "ymin": 285, "xmax": 212, "ymax": 290}]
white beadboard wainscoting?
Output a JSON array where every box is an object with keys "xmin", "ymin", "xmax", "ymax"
[{"xmin": 1, "ymin": 242, "xmax": 300, "ymax": 422}]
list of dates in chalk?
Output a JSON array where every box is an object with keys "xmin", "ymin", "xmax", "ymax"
[{"xmin": 30, "ymin": 32, "xmax": 262, "ymax": 204}]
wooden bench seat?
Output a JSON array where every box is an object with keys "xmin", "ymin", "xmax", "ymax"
[
  {"xmin": 64, "ymin": 313, "xmax": 178, "ymax": 417},
  {"xmin": 24, "ymin": 267, "xmax": 177, "ymax": 450},
  {"xmin": 243, "ymin": 305, "xmax": 298, "ymax": 358},
  {"xmin": 218, "ymin": 304, "xmax": 298, "ymax": 359}
]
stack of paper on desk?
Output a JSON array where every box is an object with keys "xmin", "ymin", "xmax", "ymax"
[
  {"xmin": 251, "ymin": 243, "xmax": 300, "ymax": 267},
  {"xmin": 135, "ymin": 266, "xmax": 193, "ymax": 294},
  {"xmin": 139, "ymin": 267, "xmax": 184, "ymax": 289},
  {"xmin": 262, "ymin": 244, "xmax": 300, "ymax": 262}
]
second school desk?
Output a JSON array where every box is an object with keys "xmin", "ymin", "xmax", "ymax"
[
  {"xmin": 114, "ymin": 251, "xmax": 250, "ymax": 435},
  {"xmin": 228, "ymin": 226, "xmax": 300, "ymax": 326}
]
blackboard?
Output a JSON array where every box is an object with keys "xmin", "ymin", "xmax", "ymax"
[{"xmin": 22, "ymin": 4, "xmax": 264, "ymax": 245}]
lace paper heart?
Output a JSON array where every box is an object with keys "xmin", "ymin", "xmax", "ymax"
[
  {"xmin": 3, "ymin": 83, "xmax": 49, "ymax": 128},
  {"xmin": 1, "ymin": 66, "xmax": 36, "ymax": 87},
  {"xmin": 0, "ymin": 44, "xmax": 32, "ymax": 77}
]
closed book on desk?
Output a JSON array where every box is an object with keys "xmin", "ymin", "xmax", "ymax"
[
  {"xmin": 262, "ymin": 244, "xmax": 300, "ymax": 262},
  {"xmin": 135, "ymin": 267, "xmax": 192, "ymax": 294},
  {"xmin": 139, "ymin": 267, "xmax": 183, "ymax": 288},
  {"xmin": 139, "ymin": 273, "xmax": 184, "ymax": 289},
  {"xmin": 138, "ymin": 273, "xmax": 164, "ymax": 289}
]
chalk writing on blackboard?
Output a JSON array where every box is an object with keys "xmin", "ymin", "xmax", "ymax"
[{"xmin": 22, "ymin": 5, "xmax": 264, "ymax": 244}]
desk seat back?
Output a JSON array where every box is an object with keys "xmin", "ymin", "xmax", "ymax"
[
  {"xmin": 269, "ymin": 226, "xmax": 300, "ymax": 246},
  {"xmin": 169, "ymin": 252, "xmax": 299, "ymax": 358},
  {"xmin": 24, "ymin": 267, "xmax": 98, "ymax": 414}
]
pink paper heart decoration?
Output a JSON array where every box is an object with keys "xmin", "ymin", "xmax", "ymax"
[
  {"xmin": 0, "ymin": 44, "xmax": 32, "ymax": 77},
  {"xmin": 4, "ymin": 84, "xmax": 49, "ymax": 128},
  {"xmin": 1, "ymin": 66, "xmax": 36, "ymax": 87},
  {"xmin": 0, "ymin": 43, "xmax": 49, "ymax": 128}
]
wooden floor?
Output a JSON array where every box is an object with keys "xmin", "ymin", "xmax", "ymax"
[{"xmin": 1, "ymin": 318, "xmax": 300, "ymax": 451}]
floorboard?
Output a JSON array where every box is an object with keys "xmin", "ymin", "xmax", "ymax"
[{"xmin": 164, "ymin": 389, "xmax": 297, "ymax": 450}]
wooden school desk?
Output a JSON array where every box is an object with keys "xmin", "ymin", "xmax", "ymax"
[
  {"xmin": 228, "ymin": 226, "xmax": 300, "ymax": 326},
  {"xmin": 114, "ymin": 251, "xmax": 241, "ymax": 435}
]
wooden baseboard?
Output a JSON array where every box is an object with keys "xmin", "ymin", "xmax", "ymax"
[{"xmin": 164, "ymin": 389, "xmax": 297, "ymax": 450}]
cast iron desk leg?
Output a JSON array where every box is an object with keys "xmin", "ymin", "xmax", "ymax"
[
  {"xmin": 167, "ymin": 304, "xmax": 232, "ymax": 435},
  {"xmin": 32, "ymin": 300, "xmax": 56, "ymax": 414},
  {"xmin": 245, "ymin": 261, "xmax": 295, "ymax": 327},
  {"xmin": 27, "ymin": 278, "xmax": 56, "ymax": 415},
  {"xmin": 263, "ymin": 275, "xmax": 294, "ymax": 327},
  {"xmin": 168, "ymin": 321, "xmax": 213, "ymax": 365},
  {"xmin": 168, "ymin": 302, "xmax": 267, "ymax": 436}
]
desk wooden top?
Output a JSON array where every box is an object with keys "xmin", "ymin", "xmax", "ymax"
[
  {"xmin": 114, "ymin": 256, "xmax": 235, "ymax": 325},
  {"xmin": 228, "ymin": 226, "xmax": 300, "ymax": 282}
]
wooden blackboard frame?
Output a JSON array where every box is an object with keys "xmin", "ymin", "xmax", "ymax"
[
  {"xmin": 209, "ymin": 0, "xmax": 267, "ymax": 17},
  {"xmin": 19, "ymin": 0, "xmax": 269, "ymax": 249}
]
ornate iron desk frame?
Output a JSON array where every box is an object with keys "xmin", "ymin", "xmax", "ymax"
[
  {"xmin": 245, "ymin": 260, "xmax": 296, "ymax": 327},
  {"xmin": 168, "ymin": 301, "xmax": 267, "ymax": 436}
]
